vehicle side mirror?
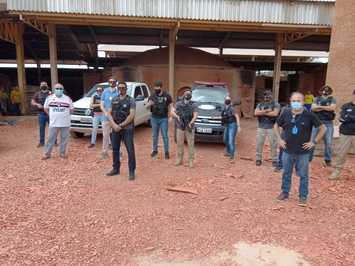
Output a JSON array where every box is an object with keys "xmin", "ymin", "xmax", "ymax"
[{"xmin": 135, "ymin": 95, "xmax": 145, "ymax": 101}]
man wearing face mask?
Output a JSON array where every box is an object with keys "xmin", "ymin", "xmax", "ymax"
[
  {"xmin": 106, "ymin": 82, "xmax": 136, "ymax": 180},
  {"xmin": 274, "ymin": 92, "xmax": 325, "ymax": 206},
  {"xmin": 88, "ymin": 86, "xmax": 104, "ymax": 148},
  {"xmin": 310, "ymin": 85, "xmax": 337, "ymax": 166},
  {"xmin": 145, "ymin": 80, "xmax": 173, "ymax": 159},
  {"xmin": 329, "ymin": 89, "xmax": 355, "ymax": 180},
  {"xmin": 171, "ymin": 90, "xmax": 198, "ymax": 168},
  {"xmin": 254, "ymin": 91, "xmax": 280, "ymax": 167},
  {"xmin": 31, "ymin": 81, "xmax": 52, "ymax": 147},
  {"xmin": 42, "ymin": 83, "xmax": 73, "ymax": 160},
  {"xmin": 100, "ymin": 78, "xmax": 119, "ymax": 159}
]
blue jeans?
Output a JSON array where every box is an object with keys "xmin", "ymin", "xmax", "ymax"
[
  {"xmin": 151, "ymin": 116, "xmax": 169, "ymax": 153},
  {"xmin": 223, "ymin": 122, "xmax": 238, "ymax": 157},
  {"xmin": 281, "ymin": 152, "xmax": 310, "ymax": 199},
  {"xmin": 112, "ymin": 127, "xmax": 136, "ymax": 173},
  {"xmin": 38, "ymin": 112, "xmax": 49, "ymax": 145},
  {"xmin": 91, "ymin": 114, "xmax": 104, "ymax": 144},
  {"xmin": 309, "ymin": 122, "xmax": 334, "ymax": 162},
  {"xmin": 45, "ymin": 127, "xmax": 70, "ymax": 156}
]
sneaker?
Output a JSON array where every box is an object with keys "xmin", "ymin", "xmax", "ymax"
[
  {"xmin": 329, "ymin": 169, "xmax": 341, "ymax": 180},
  {"xmin": 165, "ymin": 152, "xmax": 170, "ymax": 160},
  {"xmin": 151, "ymin": 151, "xmax": 158, "ymax": 159},
  {"xmin": 272, "ymin": 161, "xmax": 278, "ymax": 168},
  {"xmin": 276, "ymin": 192, "xmax": 289, "ymax": 201},
  {"xmin": 60, "ymin": 153, "xmax": 67, "ymax": 159},
  {"xmin": 101, "ymin": 152, "xmax": 109, "ymax": 160},
  {"xmin": 256, "ymin": 160, "xmax": 262, "ymax": 166},
  {"xmin": 88, "ymin": 143, "xmax": 95, "ymax": 148},
  {"xmin": 188, "ymin": 160, "xmax": 194, "ymax": 168},
  {"xmin": 325, "ymin": 160, "xmax": 332, "ymax": 167},
  {"xmin": 298, "ymin": 198, "xmax": 308, "ymax": 207},
  {"xmin": 128, "ymin": 171, "xmax": 135, "ymax": 180},
  {"xmin": 106, "ymin": 169, "xmax": 120, "ymax": 176},
  {"xmin": 41, "ymin": 154, "xmax": 50, "ymax": 160},
  {"xmin": 274, "ymin": 166, "xmax": 282, "ymax": 172},
  {"xmin": 37, "ymin": 143, "xmax": 44, "ymax": 148},
  {"xmin": 224, "ymin": 151, "xmax": 230, "ymax": 157}
]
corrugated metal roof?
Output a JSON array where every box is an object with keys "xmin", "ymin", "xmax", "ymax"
[{"xmin": 7, "ymin": 0, "xmax": 334, "ymax": 26}]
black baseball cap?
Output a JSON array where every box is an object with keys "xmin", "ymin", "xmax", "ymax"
[{"xmin": 154, "ymin": 80, "xmax": 162, "ymax": 87}]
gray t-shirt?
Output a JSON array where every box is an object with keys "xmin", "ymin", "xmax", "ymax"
[{"xmin": 256, "ymin": 101, "xmax": 280, "ymax": 129}]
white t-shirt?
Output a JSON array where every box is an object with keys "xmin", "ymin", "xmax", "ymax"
[{"xmin": 44, "ymin": 94, "xmax": 73, "ymax": 127}]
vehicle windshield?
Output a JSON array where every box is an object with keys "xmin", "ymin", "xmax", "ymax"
[
  {"xmin": 191, "ymin": 86, "xmax": 228, "ymax": 104},
  {"xmin": 85, "ymin": 83, "xmax": 132, "ymax": 97}
]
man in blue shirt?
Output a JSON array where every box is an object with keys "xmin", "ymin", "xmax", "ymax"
[{"xmin": 100, "ymin": 78, "xmax": 119, "ymax": 159}]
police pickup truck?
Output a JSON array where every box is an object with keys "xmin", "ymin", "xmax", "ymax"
[{"xmin": 70, "ymin": 82, "xmax": 151, "ymax": 138}]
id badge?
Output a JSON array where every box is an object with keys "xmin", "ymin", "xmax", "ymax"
[{"xmin": 292, "ymin": 125, "xmax": 298, "ymax": 135}]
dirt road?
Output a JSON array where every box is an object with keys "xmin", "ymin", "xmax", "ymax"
[{"xmin": 0, "ymin": 117, "xmax": 354, "ymax": 265}]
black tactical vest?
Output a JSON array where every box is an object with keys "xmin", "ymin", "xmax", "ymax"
[
  {"xmin": 111, "ymin": 96, "xmax": 132, "ymax": 125},
  {"xmin": 221, "ymin": 105, "xmax": 236, "ymax": 124},
  {"xmin": 151, "ymin": 92, "xmax": 169, "ymax": 117},
  {"xmin": 176, "ymin": 101, "xmax": 194, "ymax": 130},
  {"xmin": 314, "ymin": 96, "xmax": 336, "ymax": 121},
  {"xmin": 92, "ymin": 94, "xmax": 102, "ymax": 113}
]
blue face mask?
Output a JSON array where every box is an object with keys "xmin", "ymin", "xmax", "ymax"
[
  {"xmin": 291, "ymin": 101, "xmax": 303, "ymax": 110},
  {"xmin": 55, "ymin": 89, "xmax": 64, "ymax": 97}
]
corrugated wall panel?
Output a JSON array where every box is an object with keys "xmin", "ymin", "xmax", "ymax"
[{"xmin": 7, "ymin": 0, "xmax": 334, "ymax": 26}]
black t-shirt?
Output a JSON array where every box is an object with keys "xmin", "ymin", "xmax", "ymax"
[
  {"xmin": 339, "ymin": 102, "xmax": 355, "ymax": 135},
  {"xmin": 256, "ymin": 101, "xmax": 280, "ymax": 129},
  {"xmin": 175, "ymin": 100, "xmax": 197, "ymax": 130},
  {"xmin": 32, "ymin": 90, "xmax": 51, "ymax": 112},
  {"xmin": 148, "ymin": 91, "xmax": 172, "ymax": 118},
  {"xmin": 277, "ymin": 108, "xmax": 322, "ymax": 154}
]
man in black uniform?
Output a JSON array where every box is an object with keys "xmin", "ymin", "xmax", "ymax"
[
  {"xmin": 329, "ymin": 89, "xmax": 355, "ymax": 180},
  {"xmin": 171, "ymin": 90, "xmax": 198, "ymax": 168},
  {"xmin": 31, "ymin": 81, "xmax": 51, "ymax": 147},
  {"xmin": 274, "ymin": 92, "xmax": 326, "ymax": 206},
  {"xmin": 310, "ymin": 85, "xmax": 337, "ymax": 166},
  {"xmin": 145, "ymin": 80, "xmax": 173, "ymax": 159},
  {"xmin": 106, "ymin": 82, "xmax": 136, "ymax": 180}
]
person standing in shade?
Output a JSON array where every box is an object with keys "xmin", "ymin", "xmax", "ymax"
[
  {"xmin": 222, "ymin": 95, "xmax": 241, "ymax": 162},
  {"xmin": 106, "ymin": 82, "xmax": 136, "ymax": 180},
  {"xmin": 88, "ymin": 86, "xmax": 104, "ymax": 148},
  {"xmin": 329, "ymin": 89, "xmax": 355, "ymax": 180},
  {"xmin": 274, "ymin": 92, "xmax": 326, "ymax": 206},
  {"xmin": 304, "ymin": 90, "xmax": 314, "ymax": 112},
  {"xmin": 310, "ymin": 85, "xmax": 336, "ymax": 166},
  {"xmin": 42, "ymin": 83, "xmax": 73, "ymax": 160},
  {"xmin": 100, "ymin": 78, "xmax": 118, "ymax": 159},
  {"xmin": 171, "ymin": 90, "xmax": 198, "ymax": 168},
  {"xmin": 254, "ymin": 91, "xmax": 280, "ymax": 167},
  {"xmin": 10, "ymin": 85, "xmax": 22, "ymax": 116},
  {"xmin": 31, "ymin": 81, "xmax": 52, "ymax": 147},
  {"xmin": 145, "ymin": 80, "xmax": 173, "ymax": 159}
]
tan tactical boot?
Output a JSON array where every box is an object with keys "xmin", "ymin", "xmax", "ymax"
[{"xmin": 329, "ymin": 169, "xmax": 341, "ymax": 180}]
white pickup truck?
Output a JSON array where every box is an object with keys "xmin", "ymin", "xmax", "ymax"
[{"xmin": 70, "ymin": 81, "xmax": 151, "ymax": 138}]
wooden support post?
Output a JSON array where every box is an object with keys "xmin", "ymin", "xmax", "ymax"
[
  {"xmin": 15, "ymin": 23, "xmax": 27, "ymax": 114},
  {"xmin": 48, "ymin": 24, "xmax": 58, "ymax": 88},
  {"xmin": 219, "ymin": 47, "xmax": 223, "ymax": 57},
  {"xmin": 168, "ymin": 27, "xmax": 177, "ymax": 100},
  {"xmin": 36, "ymin": 61, "xmax": 42, "ymax": 84},
  {"xmin": 273, "ymin": 33, "xmax": 283, "ymax": 101}
]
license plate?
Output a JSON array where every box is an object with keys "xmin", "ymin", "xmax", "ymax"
[
  {"xmin": 80, "ymin": 117, "xmax": 92, "ymax": 123},
  {"xmin": 196, "ymin": 127, "xmax": 212, "ymax": 134}
]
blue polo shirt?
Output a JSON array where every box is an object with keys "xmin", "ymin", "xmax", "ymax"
[{"xmin": 101, "ymin": 87, "xmax": 119, "ymax": 121}]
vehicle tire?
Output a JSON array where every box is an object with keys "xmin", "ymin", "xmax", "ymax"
[{"xmin": 70, "ymin": 131, "xmax": 85, "ymax": 138}]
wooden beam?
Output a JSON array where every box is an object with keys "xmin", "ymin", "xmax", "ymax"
[
  {"xmin": 20, "ymin": 15, "xmax": 48, "ymax": 35},
  {"xmin": 169, "ymin": 24, "xmax": 179, "ymax": 100},
  {"xmin": 0, "ymin": 20, "xmax": 17, "ymax": 44},
  {"xmin": 14, "ymin": 22, "xmax": 28, "ymax": 114},
  {"xmin": 273, "ymin": 33, "xmax": 283, "ymax": 101},
  {"xmin": 14, "ymin": 13, "xmax": 332, "ymax": 35},
  {"xmin": 48, "ymin": 24, "xmax": 58, "ymax": 88},
  {"xmin": 283, "ymin": 32, "xmax": 313, "ymax": 46}
]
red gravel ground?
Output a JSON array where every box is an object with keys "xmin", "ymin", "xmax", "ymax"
[{"xmin": 0, "ymin": 117, "xmax": 354, "ymax": 265}]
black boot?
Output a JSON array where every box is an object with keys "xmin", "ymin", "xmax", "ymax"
[{"xmin": 106, "ymin": 168, "xmax": 120, "ymax": 176}]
